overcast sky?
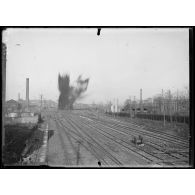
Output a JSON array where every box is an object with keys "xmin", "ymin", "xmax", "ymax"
[{"xmin": 4, "ymin": 28, "xmax": 189, "ymax": 105}]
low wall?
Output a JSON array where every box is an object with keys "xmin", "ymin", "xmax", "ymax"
[
  {"xmin": 21, "ymin": 112, "xmax": 34, "ymax": 117},
  {"xmin": 5, "ymin": 115, "xmax": 38, "ymax": 125},
  {"xmin": 16, "ymin": 115, "xmax": 38, "ymax": 124}
]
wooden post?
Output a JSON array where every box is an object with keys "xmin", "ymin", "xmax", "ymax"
[
  {"xmin": 183, "ymin": 96, "xmax": 186, "ymax": 124},
  {"xmin": 134, "ymin": 96, "xmax": 136, "ymax": 117},
  {"xmin": 152, "ymin": 98, "xmax": 153, "ymax": 120},
  {"xmin": 129, "ymin": 97, "xmax": 131, "ymax": 118},
  {"xmin": 169, "ymin": 90, "xmax": 172, "ymax": 123},
  {"xmin": 140, "ymin": 89, "xmax": 143, "ymax": 113},
  {"xmin": 114, "ymin": 99, "xmax": 115, "ymax": 118},
  {"xmin": 117, "ymin": 98, "xmax": 119, "ymax": 117},
  {"xmin": 40, "ymin": 94, "xmax": 43, "ymax": 111},
  {"xmin": 76, "ymin": 141, "xmax": 82, "ymax": 165},
  {"xmin": 176, "ymin": 89, "xmax": 178, "ymax": 123},
  {"xmin": 26, "ymin": 78, "xmax": 29, "ymax": 111},
  {"xmin": 162, "ymin": 89, "xmax": 165, "ymax": 126},
  {"xmin": 177, "ymin": 89, "xmax": 179, "ymax": 113}
]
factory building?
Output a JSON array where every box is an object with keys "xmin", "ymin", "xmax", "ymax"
[{"xmin": 5, "ymin": 99, "xmax": 20, "ymax": 114}]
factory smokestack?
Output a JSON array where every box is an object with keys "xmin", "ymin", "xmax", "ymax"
[{"xmin": 26, "ymin": 78, "xmax": 29, "ymax": 110}]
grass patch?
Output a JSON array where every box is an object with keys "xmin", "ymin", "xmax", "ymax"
[{"xmin": 3, "ymin": 124, "xmax": 37, "ymax": 165}]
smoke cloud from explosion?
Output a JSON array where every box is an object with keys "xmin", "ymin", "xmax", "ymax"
[{"xmin": 58, "ymin": 74, "xmax": 89, "ymax": 109}]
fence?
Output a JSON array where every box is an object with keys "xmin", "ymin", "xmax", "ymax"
[
  {"xmin": 105, "ymin": 111, "xmax": 189, "ymax": 124},
  {"xmin": 136, "ymin": 113, "xmax": 189, "ymax": 124}
]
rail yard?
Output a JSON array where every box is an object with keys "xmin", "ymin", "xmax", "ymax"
[
  {"xmin": 42, "ymin": 108, "xmax": 189, "ymax": 167},
  {"xmin": 2, "ymin": 28, "xmax": 191, "ymax": 169}
]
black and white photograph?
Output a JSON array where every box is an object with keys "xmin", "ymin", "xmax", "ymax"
[{"xmin": 1, "ymin": 27, "xmax": 192, "ymax": 168}]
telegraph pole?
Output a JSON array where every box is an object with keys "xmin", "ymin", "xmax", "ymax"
[
  {"xmin": 129, "ymin": 96, "xmax": 132, "ymax": 119},
  {"xmin": 152, "ymin": 97, "xmax": 154, "ymax": 120},
  {"xmin": 176, "ymin": 89, "xmax": 178, "ymax": 123},
  {"xmin": 134, "ymin": 96, "xmax": 136, "ymax": 117},
  {"xmin": 140, "ymin": 88, "xmax": 143, "ymax": 113},
  {"xmin": 40, "ymin": 94, "xmax": 43, "ymax": 111},
  {"xmin": 26, "ymin": 78, "xmax": 29, "ymax": 112},
  {"xmin": 176, "ymin": 89, "xmax": 179, "ymax": 113},
  {"xmin": 113, "ymin": 99, "xmax": 115, "ymax": 117},
  {"xmin": 169, "ymin": 90, "xmax": 172, "ymax": 123},
  {"xmin": 116, "ymin": 98, "xmax": 119, "ymax": 116},
  {"xmin": 162, "ymin": 89, "xmax": 165, "ymax": 126}
]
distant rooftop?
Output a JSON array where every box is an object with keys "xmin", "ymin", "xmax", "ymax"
[{"xmin": 6, "ymin": 99, "xmax": 18, "ymax": 104}]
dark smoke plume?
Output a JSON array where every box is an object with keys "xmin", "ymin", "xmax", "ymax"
[{"xmin": 58, "ymin": 74, "xmax": 89, "ymax": 109}]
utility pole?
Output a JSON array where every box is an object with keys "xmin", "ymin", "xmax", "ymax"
[
  {"xmin": 116, "ymin": 98, "xmax": 119, "ymax": 116},
  {"xmin": 152, "ymin": 97, "xmax": 153, "ymax": 120},
  {"xmin": 113, "ymin": 99, "xmax": 115, "ymax": 117},
  {"xmin": 176, "ymin": 89, "xmax": 179, "ymax": 123},
  {"xmin": 134, "ymin": 96, "xmax": 136, "ymax": 117},
  {"xmin": 40, "ymin": 94, "xmax": 43, "ymax": 111},
  {"xmin": 140, "ymin": 88, "xmax": 143, "ymax": 113},
  {"xmin": 26, "ymin": 78, "xmax": 29, "ymax": 112},
  {"xmin": 169, "ymin": 90, "xmax": 172, "ymax": 123},
  {"xmin": 162, "ymin": 89, "xmax": 165, "ymax": 126},
  {"xmin": 129, "ymin": 96, "xmax": 132, "ymax": 119},
  {"xmin": 176, "ymin": 89, "xmax": 179, "ymax": 113}
]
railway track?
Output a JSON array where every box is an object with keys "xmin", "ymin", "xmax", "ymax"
[
  {"xmin": 65, "ymin": 113, "xmax": 186, "ymax": 165},
  {"xmin": 52, "ymin": 112, "xmax": 124, "ymax": 166},
  {"xmin": 43, "ymin": 109, "xmax": 189, "ymax": 166},
  {"xmin": 105, "ymin": 114, "xmax": 189, "ymax": 140},
  {"xmin": 93, "ymin": 115, "xmax": 190, "ymax": 160},
  {"xmin": 59, "ymin": 113, "xmax": 124, "ymax": 166},
  {"xmin": 54, "ymin": 115, "xmax": 109, "ymax": 166},
  {"xmin": 64, "ymin": 111, "xmax": 189, "ymax": 165},
  {"xmin": 79, "ymin": 110, "xmax": 188, "ymax": 141},
  {"xmin": 84, "ymin": 115, "xmax": 189, "ymax": 157},
  {"xmin": 83, "ymin": 112, "xmax": 189, "ymax": 146},
  {"xmin": 63, "ymin": 114, "xmax": 147, "ymax": 166},
  {"xmin": 74, "ymin": 111, "xmax": 189, "ymax": 149}
]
